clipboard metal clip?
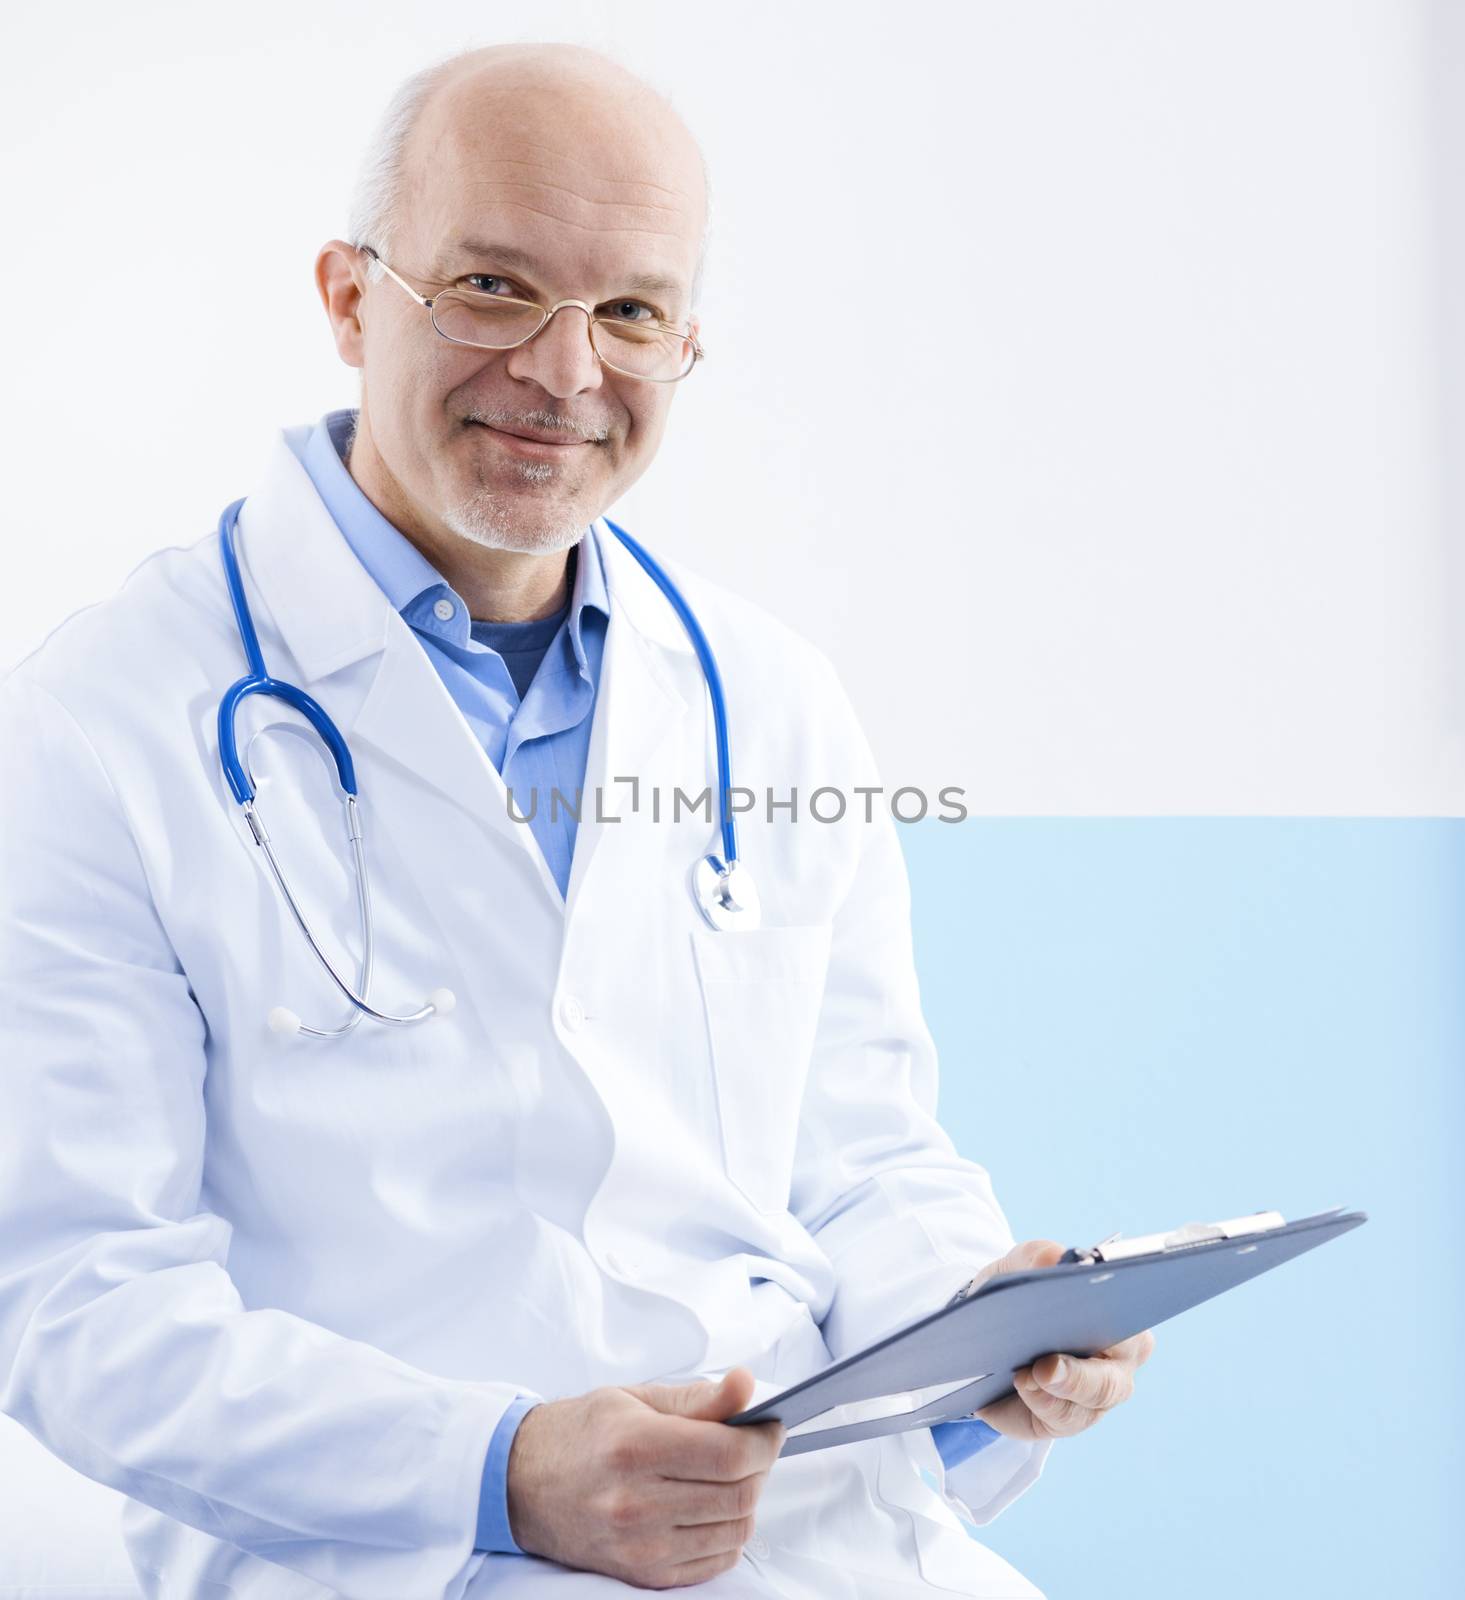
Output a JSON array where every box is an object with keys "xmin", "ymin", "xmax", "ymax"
[{"xmin": 1073, "ymin": 1209, "xmax": 1287, "ymax": 1264}]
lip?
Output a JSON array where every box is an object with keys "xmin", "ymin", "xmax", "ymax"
[{"xmin": 469, "ymin": 421, "xmax": 592, "ymax": 458}]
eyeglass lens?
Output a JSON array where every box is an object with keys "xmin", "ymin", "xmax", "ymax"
[{"xmin": 430, "ymin": 292, "xmax": 694, "ymax": 379}]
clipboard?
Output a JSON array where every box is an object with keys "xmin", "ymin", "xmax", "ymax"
[{"xmin": 725, "ymin": 1206, "xmax": 1366, "ymax": 1456}]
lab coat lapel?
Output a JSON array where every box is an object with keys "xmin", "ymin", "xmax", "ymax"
[
  {"xmin": 562, "ymin": 522, "xmax": 697, "ymax": 921},
  {"xmin": 349, "ymin": 624, "xmax": 566, "ymax": 892},
  {"xmin": 235, "ymin": 431, "xmax": 563, "ymax": 906}
]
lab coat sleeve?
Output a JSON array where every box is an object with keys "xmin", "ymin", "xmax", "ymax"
[
  {"xmin": 787, "ymin": 654, "xmax": 1052, "ymax": 1523},
  {"xmin": 0, "ymin": 670, "xmax": 535, "ymax": 1600}
]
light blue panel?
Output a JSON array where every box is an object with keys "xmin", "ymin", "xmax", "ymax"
[{"xmin": 900, "ymin": 819, "xmax": 1464, "ymax": 1600}]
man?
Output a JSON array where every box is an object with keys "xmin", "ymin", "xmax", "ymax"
[{"xmin": 0, "ymin": 42, "xmax": 1152, "ymax": 1600}]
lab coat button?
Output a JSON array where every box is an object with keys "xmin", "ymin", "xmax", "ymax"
[
  {"xmin": 747, "ymin": 1533, "xmax": 770, "ymax": 1559},
  {"xmin": 558, "ymin": 994, "xmax": 586, "ymax": 1031},
  {"xmin": 605, "ymin": 1249, "xmax": 625, "ymax": 1274}
]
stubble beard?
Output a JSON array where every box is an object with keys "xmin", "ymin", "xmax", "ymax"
[{"xmin": 440, "ymin": 460, "xmax": 592, "ymax": 554}]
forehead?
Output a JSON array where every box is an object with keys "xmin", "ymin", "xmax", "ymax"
[{"xmin": 406, "ymin": 81, "xmax": 704, "ymax": 301}]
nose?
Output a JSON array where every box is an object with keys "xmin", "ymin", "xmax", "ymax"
[{"xmin": 504, "ymin": 300, "xmax": 604, "ymax": 398}]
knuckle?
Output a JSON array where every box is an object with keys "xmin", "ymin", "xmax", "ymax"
[
  {"xmin": 604, "ymin": 1487, "xmax": 640, "ymax": 1529},
  {"xmin": 1052, "ymin": 1397, "xmax": 1087, "ymax": 1431},
  {"xmin": 605, "ymin": 1431, "xmax": 643, "ymax": 1475},
  {"xmin": 1100, "ymin": 1367, "xmax": 1132, "ymax": 1408}
]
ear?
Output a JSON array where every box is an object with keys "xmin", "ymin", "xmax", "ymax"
[{"xmin": 315, "ymin": 238, "xmax": 369, "ymax": 369}]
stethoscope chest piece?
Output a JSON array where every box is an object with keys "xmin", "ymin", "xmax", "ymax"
[{"xmin": 691, "ymin": 855, "xmax": 761, "ymax": 932}]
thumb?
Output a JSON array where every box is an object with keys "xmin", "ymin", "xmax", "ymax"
[
  {"xmin": 626, "ymin": 1365, "xmax": 756, "ymax": 1422},
  {"xmin": 969, "ymin": 1238, "xmax": 1065, "ymax": 1292}
]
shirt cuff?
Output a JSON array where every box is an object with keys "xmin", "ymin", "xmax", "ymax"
[
  {"xmin": 929, "ymin": 1417, "xmax": 1002, "ymax": 1470},
  {"xmin": 474, "ymin": 1394, "xmax": 542, "ymax": 1554}
]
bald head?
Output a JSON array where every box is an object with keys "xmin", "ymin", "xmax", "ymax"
[{"xmin": 349, "ymin": 43, "xmax": 710, "ymax": 312}]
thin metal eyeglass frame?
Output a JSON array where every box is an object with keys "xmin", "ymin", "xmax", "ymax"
[{"xmin": 355, "ymin": 244, "xmax": 703, "ymax": 382}]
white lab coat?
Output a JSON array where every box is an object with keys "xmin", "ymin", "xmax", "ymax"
[{"xmin": 0, "ymin": 426, "xmax": 1050, "ymax": 1600}]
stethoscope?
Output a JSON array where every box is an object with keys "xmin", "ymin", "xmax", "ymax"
[{"xmin": 215, "ymin": 497, "xmax": 760, "ymax": 1040}]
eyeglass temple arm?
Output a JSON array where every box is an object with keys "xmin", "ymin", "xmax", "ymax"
[{"xmin": 355, "ymin": 243, "xmax": 433, "ymax": 307}]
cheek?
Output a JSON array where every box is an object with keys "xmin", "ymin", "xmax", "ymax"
[
  {"xmin": 622, "ymin": 392, "xmax": 674, "ymax": 457},
  {"xmin": 371, "ymin": 347, "xmax": 486, "ymax": 447},
  {"xmin": 365, "ymin": 310, "xmax": 469, "ymax": 393}
]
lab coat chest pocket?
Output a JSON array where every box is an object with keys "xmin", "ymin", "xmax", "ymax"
[{"xmin": 691, "ymin": 922, "xmax": 833, "ymax": 1214}]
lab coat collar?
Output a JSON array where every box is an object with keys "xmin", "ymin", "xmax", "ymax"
[
  {"xmin": 240, "ymin": 424, "xmax": 695, "ymax": 680},
  {"xmin": 234, "ymin": 425, "xmax": 695, "ymax": 914}
]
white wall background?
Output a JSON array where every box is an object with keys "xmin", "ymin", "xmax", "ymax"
[
  {"xmin": 2, "ymin": 0, "xmax": 1456, "ymax": 813},
  {"xmin": 1, "ymin": 1, "xmax": 1459, "ymax": 1591}
]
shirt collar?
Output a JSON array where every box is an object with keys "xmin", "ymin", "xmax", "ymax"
[{"xmin": 294, "ymin": 407, "xmax": 610, "ymax": 667}]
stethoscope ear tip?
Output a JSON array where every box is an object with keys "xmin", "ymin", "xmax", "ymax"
[
  {"xmin": 267, "ymin": 1006, "xmax": 303, "ymax": 1037},
  {"xmin": 427, "ymin": 987, "xmax": 457, "ymax": 1018}
]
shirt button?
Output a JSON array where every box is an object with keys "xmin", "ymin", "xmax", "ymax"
[
  {"xmin": 433, "ymin": 597, "xmax": 455, "ymax": 622},
  {"xmin": 557, "ymin": 993, "xmax": 586, "ymax": 1031}
]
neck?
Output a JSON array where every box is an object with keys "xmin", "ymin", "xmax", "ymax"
[{"xmin": 344, "ymin": 408, "xmax": 572, "ymax": 622}]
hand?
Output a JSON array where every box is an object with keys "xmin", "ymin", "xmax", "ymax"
[
  {"xmin": 968, "ymin": 1240, "xmax": 1156, "ymax": 1442},
  {"xmin": 506, "ymin": 1366, "xmax": 785, "ymax": 1588}
]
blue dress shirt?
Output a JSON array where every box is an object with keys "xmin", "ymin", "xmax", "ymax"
[{"xmin": 288, "ymin": 409, "xmax": 997, "ymax": 1554}]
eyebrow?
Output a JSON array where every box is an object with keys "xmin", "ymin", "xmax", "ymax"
[{"xmin": 442, "ymin": 237, "xmax": 687, "ymax": 309}]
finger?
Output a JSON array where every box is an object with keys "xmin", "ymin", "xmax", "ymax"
[
  {"xmin": 1103, "ymin": 1328, "xmax": 1156, "ymax": 1369},
  {"xmin": 645, "ymin": 1468, "xmax": 768, "ymax": 1527},
  {"xmin": 649, "ymin": 1416, "xmax": 783, "ymax": 1482},
  {"xmin": 974, "ymin": 1390, "xmax": 1048, "ymax": 1442},
  {"xmin": 977, "ymin": 1239, "xmax": 1065, "ymax": 1286},
  {"xmin": 668, "ymin": 1548, "xmax": 747, "ymax": 1585},
  {"xmin": 1013, "ymin": 1369, "xmax": 1104, "ymax": 1436},
  {"xmin": 628, "ymin": 1367, "xmax": 755, "ymax": 1421},
  {"xmin": 1031, "ymin": 1353, "xmax": 1135, "ymax": 1411},
  {"xmin": 668, "ymin": 1512, "xmax": 756, "ymax": 1562}
]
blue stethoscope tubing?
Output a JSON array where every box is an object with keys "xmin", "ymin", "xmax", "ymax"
[
  {"xmin": 216, "ymin": 497, "xmax": 757, "ymax": 1039},
  {"xmin": 601, "ymin": 515, "xmax": 737, "ymax": 873}
]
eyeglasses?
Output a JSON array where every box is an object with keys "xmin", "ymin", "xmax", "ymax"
[{"xmin": 355, "ymin": 244, "xmax": 704, "ymax": 383}]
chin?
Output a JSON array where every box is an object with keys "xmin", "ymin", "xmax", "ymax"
[{"xmin": 439, "ymin": 497, "xmax": 590, "ymax": 555}]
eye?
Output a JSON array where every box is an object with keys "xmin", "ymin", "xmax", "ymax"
[
  {"xmin": 461, "ymin": 274, "xmax": 527, "ymax": 298},
  {"xmin": 603, "ymin": 300, "xmax": 659, "ymax": 324}
]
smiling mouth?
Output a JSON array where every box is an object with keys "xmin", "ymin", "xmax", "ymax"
[{"xmin": 468, "ymin": 420, "xmax": 597, "ymax": 449}]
